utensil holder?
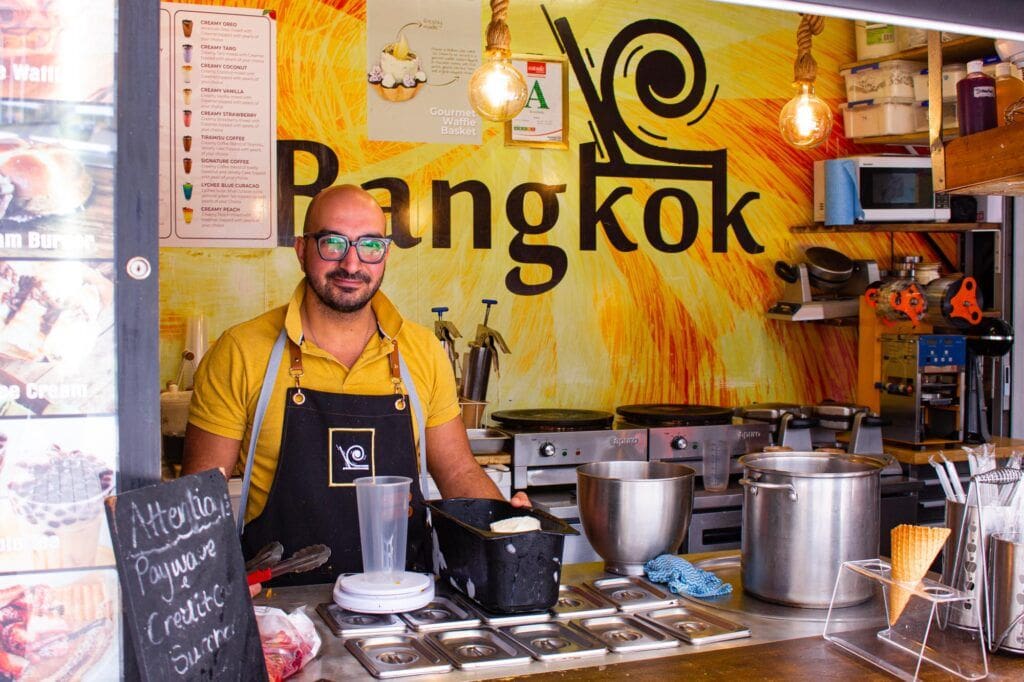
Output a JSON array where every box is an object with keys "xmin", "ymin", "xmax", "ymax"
[
  {"xmin": 945, "ymin": 471, "xmax": 1022, "ymax": 651},
  {"xmin": 989, "ymin": 532, "xmax": 1024, "ymax": 654},
  {"xmin": 460, "ymin": 400, "xmax": 487, "ymax": 430},
  {"xmin": 824, "ymin": 559, "xmax": 988, "ymax": 681},
  {"xmin": 943, "ymin": 500, "xmax": 986, "ymax": 630}
]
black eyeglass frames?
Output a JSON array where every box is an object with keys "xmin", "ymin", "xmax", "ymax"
[{"xmin": 305, "ymin": 231, "xmax": 392, "ymax": 263}]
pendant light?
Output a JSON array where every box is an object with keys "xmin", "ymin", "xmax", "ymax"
[
  {"xmin": 468, "ymin": 0, "xmax": 529, "ymax": 122},
  {"xmin": 778, "ymin": 14, "xmax": 832, "ymax": 150}
]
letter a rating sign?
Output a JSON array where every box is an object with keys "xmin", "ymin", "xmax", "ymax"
[{"xmin": 507, "ymin": 57, "xmax": 567, "ymax": 148}]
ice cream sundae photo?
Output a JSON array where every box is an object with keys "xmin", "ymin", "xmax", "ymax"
[{"xmin": 367, "ymin": 29, "xmax": 427, "ymax": 103}]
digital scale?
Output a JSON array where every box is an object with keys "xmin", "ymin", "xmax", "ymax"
[{"xmin": 333, "ymin": 571, "xmax": 435, "ymax": 613}]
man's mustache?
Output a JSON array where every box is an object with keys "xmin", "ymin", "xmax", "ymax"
[{"xmin": 327, "ymin": 268, "xmax": 371, "ymax": 284}]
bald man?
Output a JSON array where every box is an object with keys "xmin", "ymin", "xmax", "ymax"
[{"xmin": 183, "ymin": 184, "xmax": 528, "ymax": 585}]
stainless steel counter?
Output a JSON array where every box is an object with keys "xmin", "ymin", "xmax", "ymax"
[{"xmin": 255, "ymin": 551, "xmax": 885, "ymax": 681}]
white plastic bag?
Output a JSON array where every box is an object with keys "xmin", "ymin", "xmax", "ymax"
[{"xmin": 254, "ymin": 605, "xmax": 321, "ymax": 681}]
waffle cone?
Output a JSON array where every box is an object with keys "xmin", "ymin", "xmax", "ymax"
[
  {"xmin": 373, "ymin": 82, "xmax": 421, "ymax": 102},
  {"xmin": 888, "ymin": 524, "xmax": 950, "ymax": 625}
]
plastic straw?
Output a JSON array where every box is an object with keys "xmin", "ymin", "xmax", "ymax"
[{"xmin": 930, "ymin": 455, "xmax": 956, "ymax": 502}]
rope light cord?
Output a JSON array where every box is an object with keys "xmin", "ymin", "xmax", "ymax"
[
  {"xmin": 485, "ymin": 0, "xmax": 512, "ymax": 53},
  {"xmin": 793, "ymin": 14, "xmax": 825, "ymax": 84}
]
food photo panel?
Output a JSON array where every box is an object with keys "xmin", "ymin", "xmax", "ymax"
[
  {"xmin": 0, "ymin": 416, "xmax": 116, "ymax": 573},
  {"xmin": 0, "ymin": 568, "xmax": 121, "ymax": 681},
  {"xmin": 0, "ymin": 259, "xmax": 115, "ymax": 416},
  {"xmin": 0, "ymin": 127, "xmax": 114, "ymax": 261}
]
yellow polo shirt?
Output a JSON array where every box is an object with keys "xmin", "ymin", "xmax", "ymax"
[{"xmin": 188, "ymin": 282, "xmax": 461, "ymax": 521}]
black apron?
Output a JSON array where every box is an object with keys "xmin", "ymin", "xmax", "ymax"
[{"xmin": 241, "ymin": 336, "xmax": 431, "ymax": 586}]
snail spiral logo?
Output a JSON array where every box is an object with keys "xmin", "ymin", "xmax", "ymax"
[
  {"xmin": 600, "ymin": 20, "xmax": 717, "ymax": 157},
  {"xmin": 338, "ymin": 444, "xmax": 369, "ymax": 470},
  {"xmin": 554, "ymin": 16, "xmax": 764, "ymax": 256}
]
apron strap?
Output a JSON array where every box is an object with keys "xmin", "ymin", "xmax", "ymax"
[
  {"xmin": 238, "ymin": 326, "xmax": 428, "ymax": 534},
  {"xmin": 237, "ymin": 327, "xmax": 288, "ymax": 535},
  {"xmin": 397, "ymin": 350, "xmax": 430, "ymax": 500}
]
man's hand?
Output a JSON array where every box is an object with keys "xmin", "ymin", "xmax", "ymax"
[{"xmin": 509, "ymin": 491, "xmax": 531, "ymax": 508}]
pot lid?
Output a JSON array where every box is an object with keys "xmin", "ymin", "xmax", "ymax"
[
  {"xmin": 615, "ymin": 404, "xmax": 733, "ymax": 427},
  {"xmin": 738, "ymin": 451, "xmax": 890, "ymax": 477},
  {"xmin": 737, "ymin": 403, "xmax": 812, "ymax": 421},
  {"xmin": 490, "ymin": 408, "xmax": 614, "ymax": 431}
]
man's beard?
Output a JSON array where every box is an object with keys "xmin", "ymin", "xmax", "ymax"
[{"xmin": 308, "ymin": 266, "xmax": 383, "ymax": 313}]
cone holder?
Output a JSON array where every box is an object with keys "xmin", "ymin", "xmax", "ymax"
[{"xmin": 823, "ymin": 559, "xmax": 988, "ymax": 681}]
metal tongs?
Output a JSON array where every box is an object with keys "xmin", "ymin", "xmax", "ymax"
[{"xmin": 245, "ymin": 542, "xmax": 331, "ymax": 586}]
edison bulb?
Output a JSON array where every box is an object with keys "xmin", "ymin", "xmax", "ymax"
[
  {"xmin": 779, "ymin": 82, "xmax": 832, "ymax": 150},
  {"xmin": 468, "ymin": 50, "xmax": 529, "ymax": 122}
]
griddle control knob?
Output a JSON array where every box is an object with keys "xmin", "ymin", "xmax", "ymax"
[
  {"xmin": 671, "ymin": 436, "xmax": 688, "ymax": 450},
  {"xmin": 539, "ymin": 442, "xmax": 557, "ymax": 457}
]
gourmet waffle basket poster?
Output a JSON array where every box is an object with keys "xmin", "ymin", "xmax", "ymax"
[{"xmin": 159, "ymin": 0, "xmax": 946, "ymax": 414}]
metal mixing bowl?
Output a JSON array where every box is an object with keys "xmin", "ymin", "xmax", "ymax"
[{"xmin": 576, "ymin": 461, "xmax": 695, "ymax": 575}]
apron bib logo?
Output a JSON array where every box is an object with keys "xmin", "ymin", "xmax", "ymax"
[{"xmin": 328, "ymin": 427, "xmax": 375, "ymax": 486}]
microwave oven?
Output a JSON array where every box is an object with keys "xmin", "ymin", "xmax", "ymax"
[{"xmin": 813, "ymin": 155, "xmax": 951, "ymax": 223}]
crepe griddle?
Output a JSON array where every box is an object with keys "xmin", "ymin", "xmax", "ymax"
[
  {"xmin": 615, "ymin": 404, "xmax": 734, "ymax": 427},
  {"xmin": 489, "ymin": 409, "xmax": 614, "ymax": 431}
]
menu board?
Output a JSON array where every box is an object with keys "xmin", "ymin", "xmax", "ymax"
[
  {"xmin": 0, "ymin": 1, "xmax": 121, "ymax": 679},
  {"xmin": 158, "ymin": 3, "xmax": 277, "ymax": 247},
  {"xmin": 106, "ymin": 470, "xmax": 267, "ymax": 681}
]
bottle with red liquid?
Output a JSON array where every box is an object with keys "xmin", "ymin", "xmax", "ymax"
[{"xmin": 956, "ymin": 59, "xmax": 996, "ymax": 136}]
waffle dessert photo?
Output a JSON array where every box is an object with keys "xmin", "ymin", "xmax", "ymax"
[{"xmin": 367, "ymin": 29, "xmax": 427, "ymax": 103}]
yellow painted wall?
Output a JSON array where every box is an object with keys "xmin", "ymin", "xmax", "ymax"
[{"xmin": 160, "ymin": 0, "xmax": 948, "ymax": 413}]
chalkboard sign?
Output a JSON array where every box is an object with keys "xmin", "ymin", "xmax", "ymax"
[{"xmin": 105, "ymin": 470, "xmax": 268, "ymax": 681}]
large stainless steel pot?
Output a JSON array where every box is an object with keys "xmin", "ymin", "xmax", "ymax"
[
  {"xmin": 738, "ymin": 451, "xmax": 890, "ymax": 608},
  {"xmin": 577, "ymin": 461, "xmax": 694, "ymax": 576}
]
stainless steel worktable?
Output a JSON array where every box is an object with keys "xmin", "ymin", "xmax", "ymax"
[{"xmin": 255, "ymin": 552, "xmax": 1024, "ymax": 680}]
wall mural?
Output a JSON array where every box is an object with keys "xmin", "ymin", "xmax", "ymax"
[{"xmin": 160, "ymin": 0, "xmax": 946, "ymax": 415}]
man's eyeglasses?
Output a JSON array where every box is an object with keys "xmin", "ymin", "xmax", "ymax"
[{"xmin": 305, "ymin": 231, "xmax": 392, "ymax": 264}]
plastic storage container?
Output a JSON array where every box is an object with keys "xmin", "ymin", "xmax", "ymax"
[
  {"xmin": 913, "ymin": 100, "xmax": 958, "ymax": 132},
  {"xmin": 841, "ymin": 97, "xmax": 916, "ymax": 138},
  {"xmin": 854, "ymin": 22, "xmax": 897, "ymax": 61},
  {"xmin": 841, "ymin": 60, "xmax": 925, "ymax": 102},
  {"xmin": 427, "ymin": 498, "xmax": 578, "ymax": 613},
  {"xmin": 895, "ymin": 26, "xmax": 927, "ymax": 52},
  {"xmin": 912, "ymin": 63, "xmax": 966, "ymax": 102}
]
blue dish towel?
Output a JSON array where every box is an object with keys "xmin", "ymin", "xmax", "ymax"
[{"xmin": 644, "ymin": 554, "xmax": 733, "ymax": 598}]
